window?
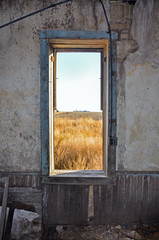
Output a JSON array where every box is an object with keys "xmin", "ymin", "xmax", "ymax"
[
  {"xmin": 54, "ymin": 52, "xmax": 102, "ymax": 171},
  {"xmin": 40, "ymin": 30, "xmax": 117, "ymax": 184}
]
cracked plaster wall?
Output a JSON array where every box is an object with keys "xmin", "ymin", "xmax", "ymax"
[
  {"xmin": 0, "ymin": 0, "xmax": 109, "ymax": 172},
  {"xmin": 116, "ymin": 0, "xmax": 159, "ymax": 171},
  {"xmin": 0, "ymin": 0, "xmax": 158, "ymax": 173}
]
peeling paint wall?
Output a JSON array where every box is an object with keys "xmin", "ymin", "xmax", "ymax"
[
  {"xmin": 0, "ymin": 0, "xmax": 109, "ymax": 172},
  {"xmin": 116, "ymin": 0, "xmax": 159, "ymax": 171},
  {"xmin": 1, "ymin": 0, "xmax": 158, "ymax": 173}
]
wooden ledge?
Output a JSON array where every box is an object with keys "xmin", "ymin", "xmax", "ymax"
[{"xmin": 42, "ymin": 171, "xmax": 116, "ymax": 185}]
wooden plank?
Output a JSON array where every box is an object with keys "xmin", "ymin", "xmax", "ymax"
[
  {"xmin": 116, "ymin": 174, "xmax": 123, "ymax": 223},
  {"xmin": 136, "ymin": 175, "xmax": 143, "ymax": 223},
  {"xmin": 52, "ymin": 44, "xmax": 106, "ymax": 49},
  {"xmin": 54, "ymin": 48, "xmax": 103, "ymax": 53},
  {"xmin": 44, "ymin": 184, "xmax": 89, "ymax": 225},
  {"xmin": 69, "ymin": 185, "xmax": 89, "ymax": 225},
  {"xmin": 148, "ymin": 175, "xmax": 157, "ymax": 222},
  {"xmin": 100, "ymin": 186, "xmax": 107, "ymax": 224},
  {"xmin": 148, "ymin": 175, "xmax": 154, "ymax": 223},
  {"xmin": 118, "ymin": 175, "xmax": 125, "ymax": 222},
  {"xmin": 135, "ymin": 175, "xmax": 143, "ymax": 223},
  {"xmin": 87, "ymin": 186, "xmax": 94, "ymax": 223},
  {"xmin": 154, "ymin": 176, "xmax": 159, "ymax": 222},
  {"xmin": 77, "ymin": 186, "xmax": 89, "ymax": 224},
  {"xmin": 124, "ymin": 175, "xmax": 132, "ymax": 223},
  {"xmin": 53, "ymin": 50, "xmax": 57, "ymax": 111},
  {"xmin": 49, "ymin": 47, "xmax": 54, "ymax": 174},
  {"xmin": 0, "ymin": 173, "xmax": 40, "ymax": 188},
  {"xmin": 111, "ymin": 177, "xmax": 118, "ymax": 223},
  {"xmin": 128, "ymin": 174, "xmax": 139, "ymax": 224},
  {"xmin": 0, "ymin": 177, "xmax": 9, "ymax": 240},
  {"xmin": 153, "ymin": 176, "xmax": 159, "ymax": 222},
  {"xmin": 57, "ymin": 185, "xmax": 71, "ymax": 224},
  {"xmin": 142, "ymin": 175, "xmax": 149, "ymax": 222},
  {"xmin": 43, "ymin": 185, "xmax": 58, "ymax": 224},
  {"xmin": 50, "ymin": 169, "xmax": 107, "ymax": 176},
  {"xmin": 43, "ymin": 176, "xmax": 116, "ymax": 185},
  {"xmin": 102, "ymin": 43, "xmax": 108, "ymax": 174},
  {"xmin": 69, "ymin": 185, "xmax": 76, "ymax": 224},
  {"xmin": 93, "ymin": 186, "xmax": 100, "ymax": 224},
  {"xmin": 130, "ymin": 174, "xmax": 137, "ymax": 223},
  {"xmin": 105, "ymin": 185, "xmax": 113, "ymax": 224}
]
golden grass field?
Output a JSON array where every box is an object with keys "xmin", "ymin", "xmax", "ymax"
[{"xmin": 54, "ymin": 112, "xmax": 103, "ymax": 170}]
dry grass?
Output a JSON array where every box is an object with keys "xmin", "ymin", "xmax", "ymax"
[{"xmin": 54, "ymin": 113, "xmax": 102, "ymax": 170}]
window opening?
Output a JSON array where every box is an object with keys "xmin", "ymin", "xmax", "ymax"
[
  {"xmin": 48, "ymin": 38, "xmax": 109, "ymax": 177},
  {"xmin": 54, "ymin": 52, "xmax": 103, "ymax": 170}
]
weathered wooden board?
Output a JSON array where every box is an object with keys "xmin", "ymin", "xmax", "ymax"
[
  {"xmin": 0, "ymin": 177, "xmax": 9, "ymax": 240},
  {"xmin": 43, "ymin": 184, "xmax": 89, "ymax": 225},
  {"xmin": 43, "ymin": 173, "xmax": 159, "ymax": 225}
]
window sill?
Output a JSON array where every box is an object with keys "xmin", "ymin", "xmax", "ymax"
[{"xmin": 42, "ymin": 170, "xmax": 116, "ymax": 185}]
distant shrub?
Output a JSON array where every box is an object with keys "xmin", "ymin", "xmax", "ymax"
[{"xmin": 54, "ymin": 114, "xmax": 102, "ymax": 170}]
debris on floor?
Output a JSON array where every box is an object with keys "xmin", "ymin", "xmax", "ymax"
[
  {"xmin": 10, "ymin": 209, "xmax": 42, "ymax": 240},
  {"xmin": 47, "ymin": 224, "xmax": 159, "ymax": 240}
]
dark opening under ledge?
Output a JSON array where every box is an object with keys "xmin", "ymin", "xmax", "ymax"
[{"xmin": 42, "ymin": 170, "xmax": 116, "ymax": 185}]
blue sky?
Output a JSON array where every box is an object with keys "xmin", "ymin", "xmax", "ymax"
[{"xmin": 56, "ymin": 52, "xmax": 101, "ymax": 112}]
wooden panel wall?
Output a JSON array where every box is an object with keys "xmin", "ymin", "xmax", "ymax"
[
  {"xmin": 0, "ymin": 173, "xmax": 42, "ymax": 222},
  {"xmin": 43, "ymin": 185, "xmax": 89, "ymax": 225},
  {"xmin": 43, "ymin": 174, "xmax": 159, "ymax": 225}
]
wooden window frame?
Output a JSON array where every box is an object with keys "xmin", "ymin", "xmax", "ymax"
[{"xmin": 40, "ymin": 30, "xmax": 117, "ymax": 185}]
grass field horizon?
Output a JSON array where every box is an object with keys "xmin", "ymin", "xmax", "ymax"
[
  {"xmin": 54, "ymin": 111, "xmax": 103, "ymax": 170},
  {"xmin": 54, "ymin": 111, "xmax": 102, "ymax": 120}
]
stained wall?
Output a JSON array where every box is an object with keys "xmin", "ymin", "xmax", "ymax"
[
  {"xmin": 115, "ymin": 0, "xmax": 159, "ymax": 171},
  {"xmin": 1, "ymin": 0, "xmax": 158, "ymax": 173},
  {"xmin": 0, "ymin": 0, "xmax": 110, "ymax": 172}
]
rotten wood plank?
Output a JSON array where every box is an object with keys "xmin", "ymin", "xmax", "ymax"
[
  {"xmin": 0, "ymin": 177, "xmax": 9, "ymax": 240},
  {"xmin": 69, "ymin": 185, "xmax": 89, "ymax": 225},
  {"xmin": 105, "ymin": 185, "xmax": 113, "ymax": 224},
  {"xmin": 100, "ymin": 186, "xmax": 107, "ymax": 224},
  {"xmin": 93, "ymin": 186, "xmax": 100, "ymax": 224},
  {"xmin": 43, "ymin": 176, "xmax": 116, "ymax": 185},
  {"xmin": 43, "ymin": 184, "xmax": 89, "ymax": 225}
]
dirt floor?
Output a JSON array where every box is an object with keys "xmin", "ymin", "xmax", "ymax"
[{"xmin": 48, "ymin": 224, "xmax": 159, "ymax": 240}]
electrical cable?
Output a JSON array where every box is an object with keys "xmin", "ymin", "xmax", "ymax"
[
  {"xmin": 0, "ymin": 0, "xmax": 73, "ymax": 29},
  {"xmin": 99, "ymin": 0, "xmax": 111, "ymax": 34}
]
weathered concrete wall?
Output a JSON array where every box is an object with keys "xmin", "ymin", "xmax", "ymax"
[
  {"xmin": 1, "ymin": 0, "xmax": 158, "ymax": 173},
  {"xmin": 0, "ymin": 0, "xmax": 109, "ymax": 172},
  {"xmin": 116, "ymin": 0, "xmax": 159, "ymax": 171}
]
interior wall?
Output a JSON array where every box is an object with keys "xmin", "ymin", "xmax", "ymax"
[
  {"xmin": 0, "ymin": 0, "xmax": 109, "ymax": 172},
  {"xmin": 115, "ymin": 0, "xmax": 159, "ymax": 171},
  {"xmin": 1, "ymin": 0, "xmax": 158, "ymax": 173}
]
